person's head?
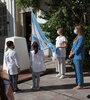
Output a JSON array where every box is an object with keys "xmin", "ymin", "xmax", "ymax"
[
  {"xmin": 32, "ymin": 42, "xmax": 39, "ymax": 54},
  {"xmin": 57, "ymin": 28, "xmax": 64, "ymax": 36},
  {"xmin": 6, "ymin": 41, "xmax": 15, "ymax": 49},
  {"xmin": 74, "ymin": 25, "xmax": 85, "ymax": 37}
]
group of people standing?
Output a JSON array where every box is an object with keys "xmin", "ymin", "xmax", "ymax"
[
  {"xmin": 0, "ymin": 24, "xmax": 85, "ymax": 100},
  {"xmin": 56, "ymin": 25, "xmax": 85, "ymax": 89}
]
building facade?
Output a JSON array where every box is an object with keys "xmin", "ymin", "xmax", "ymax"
[
  {"xmin": 0, "ymin": 0, "xmax": 51, "ymax": 56},
  {"xmin": 0, "ymin": 0, "xmax": 16, "ymax": 52}
]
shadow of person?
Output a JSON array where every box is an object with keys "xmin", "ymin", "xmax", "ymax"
[
  {"xmin": 15, "ymin": 89, "xmax": 36, "ymax": 93},
  {"xmin": 40, "ymin": 84, "xmax": 76, "ymax": 91},
  {"xmin": 83, "ymin": 83, "xmax": 90, "ymax": 89},
  {"xmin": 15, "ymin": 82, "xmax": 90, "ymax": 93},
  {"xmin": 87, "ymin": 95, "xmax": 90, "ymax": 99},
  {"xmin": 40, "ymin": 82, "xmax": 90, "ymax": 91},
  {"xmin": 14, "ymin": 84, "xmax": 75, "ymax": 93}
]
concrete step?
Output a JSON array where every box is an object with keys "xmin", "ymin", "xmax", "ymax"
[{"xmin": 1, "ymin": 57, "xmax": 56, "ymax": 83}]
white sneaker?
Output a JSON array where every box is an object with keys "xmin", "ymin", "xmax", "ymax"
[
  {"xmin": 13, "ymin": 92, "xmax": 16, "ymax": 94},
  {"xmin": 56, "ymin": 74, "xmax": 61, "ymax": 77},
  {"xmin": 59, "ymin": 75, "xmax": 65, "ymax": 79}
]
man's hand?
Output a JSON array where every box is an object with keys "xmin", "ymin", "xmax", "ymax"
[
  {"xmin": 18, "ymin": 68, "xmax": 20, "ymax": 73},
  {"xmin": 69, "ymin": 52, "xmax": 75, "ymax": 58}
]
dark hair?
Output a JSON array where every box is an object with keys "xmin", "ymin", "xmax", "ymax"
[
  {"xmin": 32, "ymin": 42, "xmax": 39, "ymax": 48},
  {"xmin": 0, "ymin": 77, "xmax": 8, "ymax": 100},
  {"xmin": 7, "ymin": 41, "xmax": 14, "ymax": 48},
  {"xmin": 58, "ymin": 28, "xmax": 64, "ymax": 35}
]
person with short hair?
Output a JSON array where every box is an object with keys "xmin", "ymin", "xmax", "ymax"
[
  {"xmin": 56, "ymin": 28, "xmax": 68, "ymax": 79},
  {"xmin": 30, "ymin": 42, "xmax": 46, "ymax": 90},
  {"xmin": 5, "ymin": 41, "xmax": 21, "ymax": 92}
]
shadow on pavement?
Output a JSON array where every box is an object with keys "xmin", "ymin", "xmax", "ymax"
[
  {"xmin": 66, "ymin": 72, "xmax": 90, "ymax": 78},
  {"xmin": 40, "ymin": 82, "xmax": 90, "ymax": 91},
  {"xmin": 17, "ymin": 83, "xmax": 90, "ymax": 93},
  {"xmin": 83, "ymin": 83, "xmax": 90, "ymax": 89},
  {"xmin": 66, "ymin": 66, "xmax": 74, "ymax": 72},
  {"xmin": 17, "ymin": 89, "xmax": 36, "ymax": 93},
  {"xmin": 87, "ymin": 95, "xmax": 90, "ymax": 99},
  {"xmin": 40, "ymin": 84, "xmax": 76, "ymax": 90}
]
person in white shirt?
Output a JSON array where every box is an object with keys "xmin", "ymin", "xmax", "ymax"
[
  {"xmin": 5, "ymin": 41, "xmax": 21, "ymax": 92},
  {"xmin": 56, "ymin": 28, "xmax": 68, "ymax": 79},
  {"xmin": 30, "ymin": 42, "xmax": 46, "ymax": 90}
]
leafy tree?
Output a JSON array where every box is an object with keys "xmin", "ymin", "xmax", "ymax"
[
  {"xmin": 16, "ymin": 0, "xmax": 40, "ymax": 9},
  {"xmin": 39, "ymin": 0, "xmax": 90, "ymax": 57},
  {"xmin": 16, "ymin": 0, "xmax": 90, "ymax": 67}
]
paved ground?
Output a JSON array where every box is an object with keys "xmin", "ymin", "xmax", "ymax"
[
  {"xmin": 0, "ymin": 53, "xmax": 90, "ymax": 100},
  {"xmin": 14, "ymin": 63, "xmax": 90, "ymax": 100}
]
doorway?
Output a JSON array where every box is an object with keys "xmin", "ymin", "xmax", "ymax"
[{"xmin": 25, "ymin": 12, "xmax": 31, "ymax": 51}]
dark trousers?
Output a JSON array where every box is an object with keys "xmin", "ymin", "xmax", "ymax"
[{"xmin": 9, "ymin": 74, "xmax": 18, "ymax": 91}]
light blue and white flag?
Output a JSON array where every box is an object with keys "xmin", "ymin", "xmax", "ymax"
[{"xmin": 31, "ymin": 11, "xmax": 60, "ymax": 56}]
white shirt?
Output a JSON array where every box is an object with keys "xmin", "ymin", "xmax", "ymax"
[
  {"xmin": 56, "ymin": 36, "xmax": 68, "ymax": 57},
  {"xmin": 5, "ymin": 49, "xmax": 19, "ymax": 75},
  {"xmin": 30, "ymin": 50, "xmax": 46, "ymax": 72}
]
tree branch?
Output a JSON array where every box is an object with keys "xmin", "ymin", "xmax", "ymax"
[{"xmin": 62, "ymin": 0, "xmax": 80, "ymax": 20}]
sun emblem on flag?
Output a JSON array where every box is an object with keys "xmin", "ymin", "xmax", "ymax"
[{"xmin": 43, "ymin": 41, "xmax": 49, "ymax": 47}]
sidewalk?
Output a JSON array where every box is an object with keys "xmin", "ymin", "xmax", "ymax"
[
  {"xmin": 13, "ymin": 58, "xmax": 90, "ymax": 100},
  {"xmin": 1, "ymin": 56, "xmax": 90, "ymax": 100}
]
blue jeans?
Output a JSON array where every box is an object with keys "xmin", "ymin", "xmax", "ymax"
[
  {"xmin": 32, "ymin": 72, "xmax": 40, "ymax": 88},
  {"xmin": 9, "ymin": 74, "xmax": 18, "ymax": 91},
  {"xmin": 73, "ymin": 59, "xmax": 84, "ymax": 86}
]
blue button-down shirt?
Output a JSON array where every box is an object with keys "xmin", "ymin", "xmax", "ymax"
[{"xmin": 73, "ymin": 36, "xmax": 85, "ymax": 60}]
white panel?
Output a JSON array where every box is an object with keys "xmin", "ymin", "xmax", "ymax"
[
  {"xmin": 3, "ymin": 36, "xmax": 30, "ymax": 72},
  {"xmin": 44, "ymin": 49, "xmax": 49, "ymax": 56},
  {"xmin": 0, "ymin": 0, "xmax": 4, "ymax": 3}
]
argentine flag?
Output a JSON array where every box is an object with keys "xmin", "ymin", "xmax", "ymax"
[{"xmin": 31, "ymin": 11, "xmax": 60, "ymax": 57}]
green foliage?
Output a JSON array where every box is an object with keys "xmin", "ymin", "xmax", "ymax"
[
  {"xmin": 16, "ymin": 0, "xmax": 40, "ymax": 9},
  {"xmin": 16, "ymin": 0, "xmax": 90, "ymax": 67},
  {"xmin": 83, "ymin": 26, "xmax": 90, "ymax": 67},
  {"xmin": 40, "ymin": 0, "xmax": 90, "ymax": 55}
]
